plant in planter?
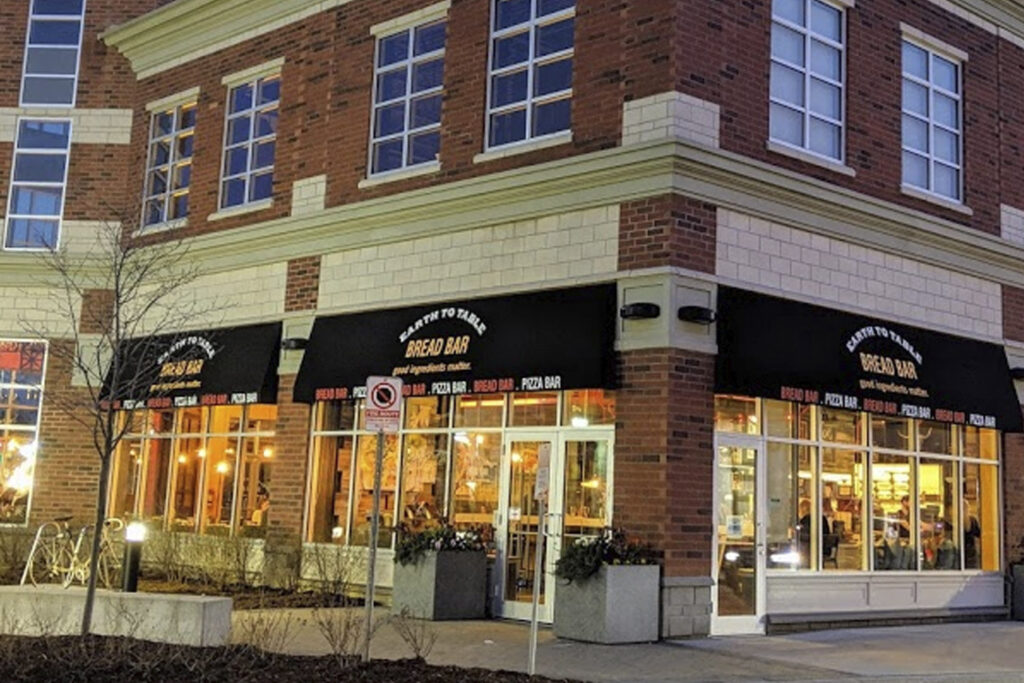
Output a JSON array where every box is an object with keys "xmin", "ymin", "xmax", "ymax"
[
  {"xmin": 391, "ymin": 522, "xmax": 488, "ymax": 620},
  {"xmin": 553, "ymin": 528, "xmax": 660, "ymax": 644}
]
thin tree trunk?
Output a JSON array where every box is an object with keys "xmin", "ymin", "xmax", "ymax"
[{"xmin": 81, "ymin": 454, "xmax": 112, "ymax": 636}]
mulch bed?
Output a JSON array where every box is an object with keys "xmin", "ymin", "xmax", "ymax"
[
  {"xmin": 137, "ymin": 579, "xmax": 353, "ymax": 610},
  {"xmin": 1, "ymin": 635, "xmax": 576, "ymax": 682}
]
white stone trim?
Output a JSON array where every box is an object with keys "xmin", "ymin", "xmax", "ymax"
[
  {"xmin": 0, "ymin": 108, "xmax": 132, "ymax": 145},
  {"xmin": 926, "ymin": 0, "xmax": 997, "ymax": 36},
  {"xmin": 221, "ymin": 57, "xmax": 285, "ymax": 88},
  {"xmin": 901, "ymin": 23, "xmax": 970, "ymax": 62},
  {"xmin": 900, "ymin": 184, "xmax": 973, "ymax": 215},
  {"xmin": 473, "ymin": 132, "xmax": 572, "ymax": 164},
  {"xmin": 1001, "ymin": 204, "xmax": 1024, "ymax": 248},
  {"xmin": 145, "ymin": 87, "xmax": 200, "ymax": 113},
  {"xmin": 766, "ymin": 140, "xmax": 856, "ymax": 177},
  {"xmin": 358, "ymin": 162, "xmax": 440, "ymax": 189},
  {"xmin": 370, "ymin": 1, "xmax": 450, "ymax": 36},
  {"xmin": 622, "ymin": 91, "xmax": 720, "ymax": 148},
  {"xmin": 291, "ymin": 175, "xmax": 327, "ymax": 216},
  {"xmin": 133, "ymin": 217, "xmax": 188, "ymax": 236},
  {"xmin": 208, "ymin": 198, "xmax": 273, "ymax": 222}
]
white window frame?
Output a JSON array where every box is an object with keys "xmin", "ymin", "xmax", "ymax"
[
  {"xmin": 485, "ymin": 0, "xmax": 575, "ymax": 151},
  {"xmin": 141, "ymin": 96, "xmax": 197, "ymax": 230},
  {"xmin": 367, "ymin": 19, "xmax": 447, "ymax": 177},
  {"xmin": 20, "ymin": 0, "xmax": 87, "ymax": 108},
  {"xmin": 4, "ymin": 118, "xmax": 72, "ymax": 251},
  {"xmin": 218, "ymin": 73, "xmax": 280, "ymax": 210},
  {"xmin": 769, "ymin": 0, "xmax": 847, "ymax": 163},
  {"xmin": 901, "ymin": 35, "xmax": 964, "ymax": 203}
]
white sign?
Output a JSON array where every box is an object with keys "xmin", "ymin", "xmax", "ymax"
[
  {"xmin": 364, "ymin": 376, "xmax": 403, "ymax": 433},
  {"xmin": 533, "ymin": 442, "xmax": 551, "ymax": 501}
]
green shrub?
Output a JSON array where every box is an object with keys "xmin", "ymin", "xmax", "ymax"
[
  {"xmin": 394, "ymin": 522, "xmax": 484, "ymax": 567},
  {"xmin": 553, "ymin": 528, "xmax": 654, "ymax": 584}
]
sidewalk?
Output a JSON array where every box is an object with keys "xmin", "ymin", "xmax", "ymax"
[{"xmin": 232, "ymin": 608, "xmax": 1024, "ymax": 681}]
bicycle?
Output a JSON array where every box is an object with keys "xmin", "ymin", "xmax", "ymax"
[{"xmin": 21, "ymin": 516, "xmax": 124, "ymax": 589}]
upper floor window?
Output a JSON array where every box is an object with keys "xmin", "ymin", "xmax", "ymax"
[
  {"xmin": 370, "ymin": 20, "xmax": 446, "ymax": 175},
  {"xmin": 220, "ymin": 75, "xmax": 279, "ymax": 209},
  {"xmin": 21, "ymin": 0, "xmax": 86, "ymax": 107},
  {"xmin": 487, "ymin": 0, "xmax": 574, "ymax": 149},
  {"xmin": 902, "ymin": 39, "xmax": 962, "ymax": 202},
  {"xmin": 143, "ymin": 102, "xmax": 196, "ymax": 228},
  {"xmin": 5, "ymin": 119, "xmax": 71, "ymax": 250},
  {"xmin": 769, "ymin": 0, "xmax": 845, "ymax": 161}
]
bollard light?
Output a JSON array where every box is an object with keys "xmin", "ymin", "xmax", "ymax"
[{"xmin": 122, "ymin": 521, "xmax": 147, "ymax": 593}]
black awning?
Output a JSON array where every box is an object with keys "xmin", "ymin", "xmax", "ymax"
[
  {"xmin": 105, "ymin": 322, "xmax": 281, "ymax": 409},
  {"xmin": 294, "ymin": 284, "xmax": 617, "ymax": 403},
  {"xmin": 716, "ymin": 287, "xmax": 1022, "ymax": 431}
]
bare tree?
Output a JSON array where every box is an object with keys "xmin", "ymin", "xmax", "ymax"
[{"xmin": 22, "ymin": 219, "xmax": 206, "ymax": 635}]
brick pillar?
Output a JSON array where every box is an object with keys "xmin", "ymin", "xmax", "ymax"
[
  {"xmin": 615, "ymin": 348, "xmax": 715, "ymax": 636},
  {"xmin": 285, "ymin": 256, "xmax": 320, "ymax": 313},
  {"xmin": 262, "ymin": 373, "xmax": 310, "ymax": 587},
  {"xmin": 32, "ymin": 339, "xmax": 99, "ymax": 526},
  {"xmin": 618, "ymin": 194, "xmax": 716, "ymax": 272},
  {"xmin": 1004, "ymin": 420, "xmax": 1024, "ymax": 566}
]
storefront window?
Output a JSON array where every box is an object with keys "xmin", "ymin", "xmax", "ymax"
[
  {"xmin": 764, "ymin": 400, "xmax": 814, "ymax": 440},
  {"xmin": 821, "ymin": 408, "xmax": 864, "ymax": 445},
  {"xmin": 766, "ymin": 442, "xmax": 815, "ymax": 569},
  {"xmin": 451, "ymin": 431, "xmax": 501, "ymax": 531},
  {"xmin": 563, "ymin": 389, "xmax": 616, "ymax": 427},
  {"xmin": 723, "ymin": 396, "xmax": 1001, "ymax": 575},
  {"xmin": 561, "ymin": 439, "xmax": 609, "ymax": 544},
  {"xmin": 454, "ymin": 394, "xmax": 503, "ymax": 428},
  {"xmin": 872, "ymin": 453, "xmax": 915, "ymax": 570},
  {"xmin": 351, "ymin": 434, "xmax": 398, "ymax": 548},
  {"xmin": 507, "ymin": 392, "xmax": 558, "ymax": 427},
  {"xmin": 714, "ymin": 395, "xmax": 759, "ymax": 434},
  {"xmin": 404, "ymin": 396, "xmax": 449, "ymax": 430},
  {"xmin": 399, "ymin": 433, "xmax": 447, "ymax": 530},
  {"xmin": 822, "ymin": 449, "xmax": 865, "ymax": 570},
  {"xmin": 919, "ymin": 458, "xmax": 958, "ymax": 570},
  {"xmin": 964, "ymin": 462, "xmax": 999, "ymax": 570},
  {"xmin": 309, "ymin": 433, "xmax": 355, "ymax": 544},
  {"xmin": 110, "ymin": 404, "xmax": 277, "ymax": 535},
  {"xmin": 872, "ymin": 415, "xmax": 911, "ymax": 451},
  {"xmin": 0, "ymin": 341, "xmax": 46, "ymax": 525}
]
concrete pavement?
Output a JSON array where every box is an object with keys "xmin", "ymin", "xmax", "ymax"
[{"xmin": 232, "ymin": 609, "xmax": 1024, "ymax": 682}]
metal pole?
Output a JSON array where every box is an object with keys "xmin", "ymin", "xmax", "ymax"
[
  {"xmin": 362, "ymin": 429, "xmax": 385, "ymax": 662},
  {"xmin": 122, "ymin": 542, "xmax": 142, "ymax": 592},
  {"xmin": 528, "ymin": 497, "xmax": 546, "ymax": 676}
]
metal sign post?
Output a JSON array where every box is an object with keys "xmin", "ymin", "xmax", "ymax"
[
  {"xmin": 528, "ymin": 442, "xmax": 551, "ymax": 676},
  {"xmin": 362, "ymin": 376, "xmax": 402, "ymax": 663}
]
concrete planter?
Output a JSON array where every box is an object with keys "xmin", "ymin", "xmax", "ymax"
[
  {"xmin": 554, "ymin": 564, "xmax": 660, "ymax": 643},
  {"xmin": 1013, "ymin": 564, "xmax": 1024, "ymax": 620},
  {"xmin": 392, "ymin": 550, "xmax": 487, "ymax": 620}
]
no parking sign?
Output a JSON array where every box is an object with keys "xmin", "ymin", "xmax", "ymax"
[{"xmin": 364, "ymin": 376, "xmax": 403, "ymax": 433}]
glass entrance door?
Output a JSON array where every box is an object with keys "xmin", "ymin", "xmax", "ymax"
[
  {"xmin": 499, "ymin": 435, "xmax": 557, "ymax": 621},
  {"xmin": 496, "ymin": 431, "xmax": 614, "ymax": 621},
  {"xmin": 712, "ymin": 436, "xmax": 765, "ymax": 634}
]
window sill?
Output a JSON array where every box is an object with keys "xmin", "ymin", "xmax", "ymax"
[
  {"xmin": 208, "ymin": 199, "xmax": 273, "ymax": 222},
  {"xmin": 474, "ymin": 132, "xmax": 573, "ymax": 164},
  {"xmin": 900, "ymin": 184, "xmax": 973, "ymax": 216},
  {"xmin": 133, "ymin": 217, "xmax": 188, "ymax": 236},
  {"xmin": 766, "ymin": 140, "xmax": 856, "ymax": 177},
  {"xmin": 358, "ymin": 161, "xmax": 441, "ymax": 189}
]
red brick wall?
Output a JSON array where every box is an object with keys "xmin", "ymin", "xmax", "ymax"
[
  {"xmin": 618, "ymin": 194, "xmax": 716, "ymax": 272},
  {"xmin": 678, "ymin": 0, "xmax": 1006, "ymax": 235},
  {"xmin": 285, "ymin": 256, "xmax": 321, "ymax": 313},
  {"xmin": 266, "ymin": 374, "xmax": 311, "ymax": 544},
  {"xmin": 79, "ymin": 289, "xmax": 114, "ymax": 335},
  {"xmin": 1003, "ymin": 423, "xmax": 1024, "ymax": 566},
  {"xmin": 31, "ymin": 340, "xmax": 100, "ymax": 526},
  {"xmin": 615, "ymin": 348, "xmax": 715, "ymax": 577},
  {"xmin": 1004, "ymin": 285, "xmax": 1024, "ymax": 343}
]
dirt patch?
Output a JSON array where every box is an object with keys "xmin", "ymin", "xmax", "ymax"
[{"xmin": 0, "ymin": 634, "xmax": 575, "ymax": 682}]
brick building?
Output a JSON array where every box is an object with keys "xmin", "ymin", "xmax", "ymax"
[{"xmin": 1, "ymin": 0, "xmax": 1024, "ymax": 638}]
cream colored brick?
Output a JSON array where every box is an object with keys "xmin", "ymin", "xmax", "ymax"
[{"xmin": 717, "ymin": 208, "xmax": 1002, "ymax": 339}]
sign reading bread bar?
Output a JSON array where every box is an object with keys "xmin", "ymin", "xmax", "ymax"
[
  {"xmin": 293, "ymin": 284, "xmax": 616, "ymax": 403},
  {"xmin": 716, "ymin": 287, "xmax": 1023, "ymax": 431},
  {"xmin": 103, "ymin": 322, "xmax": 281, "ymax": 409}
]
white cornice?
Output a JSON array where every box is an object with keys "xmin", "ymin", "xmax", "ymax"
[{"xmin": 101, "ymin": 0, "xmax": 353, "ymax": 79}]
